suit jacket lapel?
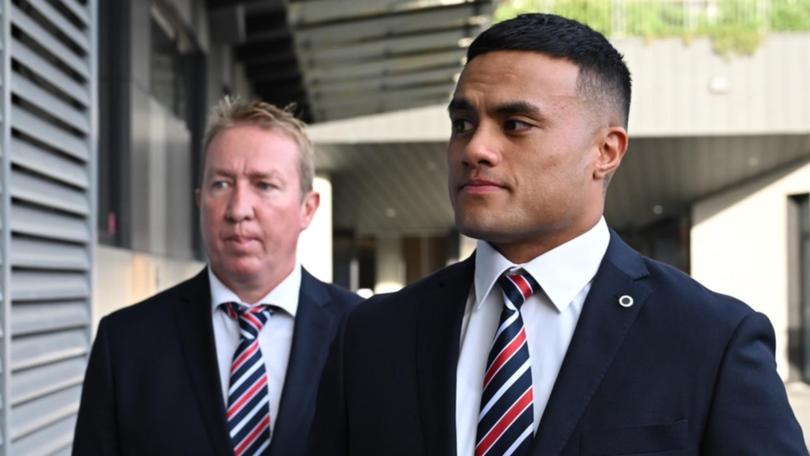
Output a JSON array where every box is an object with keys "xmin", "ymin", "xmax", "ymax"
[
  {"xmin": 172, "ymin": 268, "xmax": 232, "ymax": 456},
  {"xmin": 416, "ymin": 256, "xmax": 475, "ymax": 456},
  {"xmin": 270, "ymin": 269, "xmax": 336, "ymax": 454},
  {"xmin": 530, "ymin": 232, "xmax": 652, "ymax": 456}
]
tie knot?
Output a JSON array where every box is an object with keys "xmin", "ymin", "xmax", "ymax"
[
  {"xmin": 497, "ymin": 269, "xmax": 539, "ymax": 310},
  {"xmin": 221, "ymin": 302, "xmax": 272, "ymax": 340}
]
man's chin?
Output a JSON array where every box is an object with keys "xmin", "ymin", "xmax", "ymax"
[
  {"xmin": 456, "ymin": 218, "xmax": 508, "ymax": 243},
  {"xmin": 217, "ymin": 260, "xmax": 264, "ymax": 280}
]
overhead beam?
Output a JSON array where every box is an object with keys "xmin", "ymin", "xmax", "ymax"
[
  {"xmin": 293, "ymin": 3, "xmax": 491, "ymax": 47},
  {"xmin": 316, "ymin": 96, "xmax": 448, "ymax": 121},
  {"xmin": 297, "ymin": 29, "xmax": 469, "ymax": 68},
  {"xmin": 288, "ymin": 0, "xmax": 482, "ymax": 26},
  {"xmin": 305, "ymin": 48, "xmax": 465, "ymax": 83},
  {"xmin": 313, "ymin": 83, "xmax": 453, "ymax": 112},
  {"xmin": 308, "ymin": 66, "xmax": 459, "ymax": 98}
]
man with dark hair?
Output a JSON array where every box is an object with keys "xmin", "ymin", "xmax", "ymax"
[{"xmin": 308, "ymin": 13, "xmax": 806, "ymax": 456}]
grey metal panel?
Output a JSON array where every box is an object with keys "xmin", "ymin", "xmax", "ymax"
[
  {"xmin": 56, "ymin": 0, "xmax": 90, "ymax": 27},
  {"xmin": 10, "ymin": 238, "xmax": 89, "ymax": 271},
  {"xmin": 10, "ymin": 5, "xmax": 90, "ymax": 79},
  {"xmin": 3, "ymin": 0, "xmax": 95, "ymax": 450},
  {"xmin": 10, "ymin": 106, "xmax": 89, "ymax": 161},
  {"xmin": 1, "ymin": 0, "xmax": 12, "ymax": 449},
  {"xmin": 10, "ymin": 357, "xmax": 85, "ymax": 406},
  {"xmin": 10, "ymin": 330, "xmax": 87, "ymax": 371},
  {"xmin": 8, "ymin": 384, "xmax": 80, "ymax": 440},
  {"xmin": 11, "ymin": 72, "xmax": 90, "ymax": 133},
  {"xmin": 10, "ymin": 204, "xmax": 90, "ymax": 243},
  {"xmin": 10, "ymin": 37, "xmax": 90, "ymax": 106},
  {"xmin": 9, "ymin": 414, "xmax": 76, "ymax": 456},
  {"xmin": 26, "ymin": 0, "xmax": 90, "ymax": 52},
  {"xmin": 12, "ymin": 301, "xmax": 88, "ymax": 341},
  {"xmin": 12, "ymin": 301, "xmax": 89, "ymax": 337},
  {"xmin": 10, "ymin": 271, "xmax": 89, "ymax": 302},
  {"xmin": 10, "ymin": 170, "xmax": 90, "ymax": 216},
  {"xmin": 9, "ymin": 137, "xmax": 90, "ymax": 189}
]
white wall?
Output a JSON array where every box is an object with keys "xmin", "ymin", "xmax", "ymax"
[
  {"xmin": 692, "ymin": 160, "xmax": 810, "ymax": 379},
  {"xmin": 93, "ymin": 246, "xmax": 203, "ymax": 329},
  {"xmin": 298, "ymin": 175, "xmax": 333, "ymax": 282}
]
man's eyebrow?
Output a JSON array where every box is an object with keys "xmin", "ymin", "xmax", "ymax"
[
  {"xmin": 447, "ymin": 99, "xmax": 544, "ymax": 119},
  {"xmin": 247, "ymin": 170, "xmax": 282, "ymax": 180},
  {"xmin": 447, "ymin": 98, "xmax": 474, "ymax": 112},
  {"xmin": 208, "ymin": 168, "xmax": 235, "ymax": 178},
  {"xmin": 493, "ymin": 101, "xmax": 542, "ymax": 117}
]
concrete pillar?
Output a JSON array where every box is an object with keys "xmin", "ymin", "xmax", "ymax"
[
  {"xmin": 375, "ymin": 235, "xmax": 405, "ymax": 293},
  {"xmin": 299, "ymin": 175, "xmax": 333, "ymax": 282}
]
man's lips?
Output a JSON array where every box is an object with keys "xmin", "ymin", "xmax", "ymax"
[
  {"xmin": 458, "ymin": 178, "xmax": 506, "ymax": 194},
  {"xmin": 223, "ymin": 235, "xmax": 259, "ymax": 245}
]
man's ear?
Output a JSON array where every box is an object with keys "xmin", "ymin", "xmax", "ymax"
[
  {"xmin": 594, "ymin": 126, "xmax": 628, "ymax": 180},
  {"xmin": 195, "ymin": 188, "xmax": 201, "ymax": 208},
  {"xmin": 299, "ymin": 191, "xmax": 320, "ymax": 231}
]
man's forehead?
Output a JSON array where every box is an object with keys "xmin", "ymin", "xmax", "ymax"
[
  {"xmin": 458, "ymin": 50, "xmax": 580, "ymax": 87},
  {"xmin": 452, "ymin": 51, "xmax": 580, "ymax": 108}
]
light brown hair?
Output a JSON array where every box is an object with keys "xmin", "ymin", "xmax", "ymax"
[{"xmin": 202, "ymin": 96, "xmax": 315, "ymax": 195}]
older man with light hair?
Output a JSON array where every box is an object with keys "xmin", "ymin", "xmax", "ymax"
[{"xmin": 75, "ymin": 98, "xmax": 360, "ymax": 456}]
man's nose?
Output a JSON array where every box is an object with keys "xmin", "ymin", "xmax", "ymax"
[
  {"xmin": 225, "ymin": 184, "xmax": 254, "ymax": 221},
  {"xmin": 461, "ymin": 125, "xmax": 502, "ymax": 168}
]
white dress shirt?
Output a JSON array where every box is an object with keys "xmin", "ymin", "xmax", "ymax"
[
  {"xmin": 209, "ymin": 265, "xmax": 301, "ymax": 435},
  {"xmin": 455, "ymin": 218, "xmax": 610, "ymax": 456}
]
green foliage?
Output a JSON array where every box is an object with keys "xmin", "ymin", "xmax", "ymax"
[
  {"xmin": 770, "ymin": 0, "xmax": 810, "ymax": 31},
  {"xmin": 551, "ymin": 0, "xmax": 613, "ymax": 34},
  {"xmin": 705, "ymin": 23, "xmax": 763, "ymax": 56},
  {"xmin": 623, "ymin": 2, "xmax": 687, "ymax": 40},
  {"xmin": 493, "ymin": 0, "xmax": 810, "ymax": 57}
]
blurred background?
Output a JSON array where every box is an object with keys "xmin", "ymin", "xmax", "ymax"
[{"xmin": 0, "ymin": 0, "xmax": 807, "ymax": 453}]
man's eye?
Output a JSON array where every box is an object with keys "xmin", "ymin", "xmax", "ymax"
[
  {"xmin": 211, "ymin": 180, "xmax": 229, "ymax": 189},
  {"xmin": 451, "ymin": 119, "xmax": 473, "ymax": 133},
  {"xmin": 504, "ymin": 119, "xmax": 531, "ymax": 132},
  {"xmin": 257, "ymin": 182, "xmax": 277, "ymax": 191}
]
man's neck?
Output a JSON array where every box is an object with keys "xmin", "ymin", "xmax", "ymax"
[{"xmin": 212, "ymin": 263, "xmax": 296, "ymax": 305}]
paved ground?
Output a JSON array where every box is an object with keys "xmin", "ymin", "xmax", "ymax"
[{"xmin": 787, "ymin": 382, "xmax": 810, "ymax": 446}]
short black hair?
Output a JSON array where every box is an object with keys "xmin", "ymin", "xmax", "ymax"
[{"xmin": 467, "ymin": 13, "xmax": 632, "ymax": 127}]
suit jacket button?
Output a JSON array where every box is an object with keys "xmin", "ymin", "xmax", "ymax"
[{"xmin": 618, "ymin": 295, "xmax": 634, "ymax": 308}]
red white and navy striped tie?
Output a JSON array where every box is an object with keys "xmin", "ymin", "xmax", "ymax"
[
  {"xmin": 222, "ymin": 302, "xmax": 273, "ymax": 456},
  {"xmin": 475, "ymin": 269, "xmax": 540, "ymax": 456}
]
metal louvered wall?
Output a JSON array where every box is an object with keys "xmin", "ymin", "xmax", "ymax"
[{"xmin": 0, "ymin": 0, "xmax": 96, "ymax": 454}]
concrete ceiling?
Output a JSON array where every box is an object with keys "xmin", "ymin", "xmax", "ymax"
[
  {"xmin": 316, "ymin": 134, "xmax": 810, "ymax": 235},
  {"xmin": 207, "ymin": 0, "xmax": 493, "ymax": 122}
]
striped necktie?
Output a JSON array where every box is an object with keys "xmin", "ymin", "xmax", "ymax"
[
  {"xmin": 475, "ymin": 269, "xmax": 540, "ymax": 456},
  {"xmin": 221, "ymin": 302, "xmax": 273, "ymax": 456}
]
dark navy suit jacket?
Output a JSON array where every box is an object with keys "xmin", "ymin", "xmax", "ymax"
[
  {"xmin": 73, "ymin": 267, "xmax": 360, "ymax": 456},
  {"xmin": 308, "ymin": 232, "xmax": 807, "ymax": 455}
]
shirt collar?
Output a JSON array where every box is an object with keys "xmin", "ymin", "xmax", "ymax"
[
  {"xmin": 473, "ymin": 217, "xmax": 610, "ymax": 312},
  {"xmin": 208, "ymin": 264, "xmax": 301, "ymax": 318}
]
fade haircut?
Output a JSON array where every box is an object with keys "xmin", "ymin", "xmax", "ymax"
[
  {"xmin": 467, "ymin": 13, "xmax": 632, "ymax": 128},
  {"xmin": 201, "ymin": 97, "xmax": 315, "ymax": 195}
]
